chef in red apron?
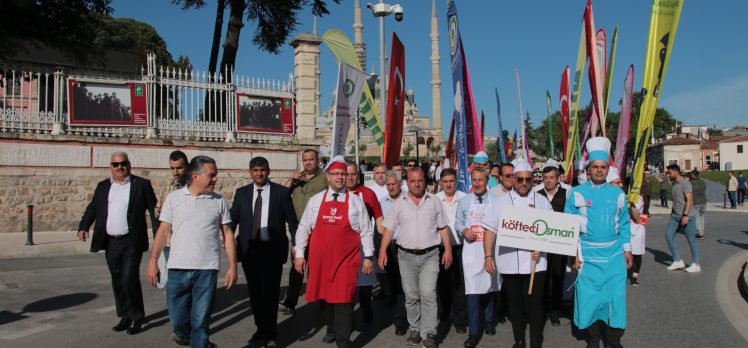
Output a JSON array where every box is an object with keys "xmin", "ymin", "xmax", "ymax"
[{"xmin": 294, "ymin": 158, "xmax": 375, "ymax": 348}]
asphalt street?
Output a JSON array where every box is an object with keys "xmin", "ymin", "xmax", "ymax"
[{"xmin": 0, "ymin": 212, "xmax": 746, "ymax": 348}]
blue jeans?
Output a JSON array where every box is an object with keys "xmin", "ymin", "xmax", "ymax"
[
  {"xmin": 167, "ymin": 269, "xmax": 218, "ymax": 348},
  {"xmin": 467, "ymin": 293, "xmax": 495, "ymax": 336},
  {"xmin": 728, "ymin": 191, "xmax": 737, "ymax": 208},
  {"xmin": 665, "ymin": 216, "xmax": 700, "ymax": 264},
  {"xmin": 398, "ymin": 248, "xmax": 440, "ymax": 337}
]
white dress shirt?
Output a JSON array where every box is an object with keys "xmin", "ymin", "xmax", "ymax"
[
  {"xmin": 253, "ymin": 183, "xmax": 271, "ymax": 241},
  {"xmin": 436, "ymin": 190, "xmax": 467, "ymax": 245},
  {"xmin": 106, "ymin": 176, "xmax": 131, "ymax": 236},
  {"xmin": 295, "ymin": 188, "xmax": 374, "ymax": 258},
  {"xmin": 366, "ymin": 182, "xmax": 389, "ymax": 201},
  {"xmin": 493, "ymin": 190, "xmax": 553, "ymax": 274}
]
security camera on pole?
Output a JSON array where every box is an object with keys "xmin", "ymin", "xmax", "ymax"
[{"xmin": 367, "ymin": 1, "xmax": 404, "ymax": 126}]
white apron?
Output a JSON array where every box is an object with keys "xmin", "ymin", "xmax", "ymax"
[
  {"xmin": 630, "ymin": 197, "xmax": 646, "ymax": 255},
  {"xmin": 462, "ymin": 194, "xmax": 502, "ymax": 294}
]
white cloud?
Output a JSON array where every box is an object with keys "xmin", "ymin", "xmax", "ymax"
[{"xmin": 660, "ymin": 74, "xmax": 748, "ymax": 128}]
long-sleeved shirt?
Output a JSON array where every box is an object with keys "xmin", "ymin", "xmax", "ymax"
[
  {"xmin": 295, "ymin": 188, "xmax": 374, "ymax": 258},
  {"xmin": 564, "ymin": 181, "xmax": 631, "ymax": 252}
]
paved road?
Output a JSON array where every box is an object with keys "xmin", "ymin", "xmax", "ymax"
[{"xmin": 1, "ymin": 212, "xmax": 746, "ymax": 347}]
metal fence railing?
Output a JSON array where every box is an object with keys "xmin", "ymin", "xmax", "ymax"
[{"xmin": 1, "ymin": 52, "xmax": 296, "ymax": 144}]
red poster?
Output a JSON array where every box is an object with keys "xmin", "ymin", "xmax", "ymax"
[
  {"xmin": 236, "ymin": 94, "xmax": 294, "ymax": 134},
  {"xmin": 68, "ymin": 79, "xmax": 148, "ymax": 126}
]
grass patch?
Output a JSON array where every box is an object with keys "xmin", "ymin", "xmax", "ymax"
[{"xmin": 699, "ymin": 170, "xmax": 729, "ymax": 185}]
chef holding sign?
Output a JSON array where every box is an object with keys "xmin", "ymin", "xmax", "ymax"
[
  {"xmin": 454, "ymin": 167, "xmax": 501, "ymax": 347},
  {"xmin": 482, "ymin": 160, "xmax": 553, "ymax": 348}
]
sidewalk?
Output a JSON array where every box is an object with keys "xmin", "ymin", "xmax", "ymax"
[{"xmin": 2, "ymin": 203, "xmax": 746, "ymax": 260}]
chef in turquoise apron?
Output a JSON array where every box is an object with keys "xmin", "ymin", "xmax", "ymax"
[{"xmin": 564, "ymin": 137, "xmax": 632, "ymax": 348}]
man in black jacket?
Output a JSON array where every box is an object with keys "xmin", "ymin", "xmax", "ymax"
[
  {"xmin": 230, "ymin": 156, "xmax": 298, "ymax": 347},
  {"xmin": 536, "ymin": 164, "xmax": 568, "ymax": 327},
  {"xmin": 77, "ymin": 151, "xmax": 158, "ymax": 335}
]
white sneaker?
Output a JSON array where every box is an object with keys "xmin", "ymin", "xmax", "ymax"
[
  {"xmin": 667, "ymin": 260, "xmax": 686, "ymax": 271},
  {"xmin": 685, "ymin": 263, "xmax": 702, "ymax": 273}
]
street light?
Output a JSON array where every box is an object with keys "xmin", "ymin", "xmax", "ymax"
[
  {"xmin": 367, "ymin": 1, "xmax": 404, "ymax": 125},
  {"xmin": 407, "ymin": 123, "xmax": 423, "ymax": 164}
]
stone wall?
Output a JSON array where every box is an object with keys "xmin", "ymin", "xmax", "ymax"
[{"xmin": 0, "ymin": 134, "xmax": 307, "ymax": 233}]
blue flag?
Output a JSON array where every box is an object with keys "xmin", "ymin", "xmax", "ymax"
[
  {"xmin": 447, "ymin": 0, "xmax": 469, "ymax": 192},
  {"xmin": 495, "ymin": 88, "xmax": 507, "ymax": 163}
]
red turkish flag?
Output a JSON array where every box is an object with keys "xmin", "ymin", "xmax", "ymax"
[{"xmin": 382, "ymin": 33, "xmax": 405, "ymax": 165}]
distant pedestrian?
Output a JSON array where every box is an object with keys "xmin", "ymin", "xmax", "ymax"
[
  {"xmin": 727, "ymin": 171, "xmax": 738, "ymax": 209},
  {"xmin": 665, "ymin": 164, "xmax": 701, "ymax": 273},
  {"xmin": 659, "ymin": 172, "xmax": 671, "ymax": 208},
  {"xmin": 641, "ymin": 171, "xmax": 652, "ymax": 214},
  {"xmin": 738, "ymin": 172, "xmax": 746, "ymax": 206},
  {"xmin": 689, "ymin": 170, "xmax": 707, "ymax": 240}
]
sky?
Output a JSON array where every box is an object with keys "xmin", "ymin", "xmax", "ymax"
[{"xmin": 111, "ymin": 0, "xmax": 748, "ymax": 137}]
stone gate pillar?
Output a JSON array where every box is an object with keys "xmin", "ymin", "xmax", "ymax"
[{"xmin": 290, "ymin": 33, "xmax": 322, "ymax": 142}]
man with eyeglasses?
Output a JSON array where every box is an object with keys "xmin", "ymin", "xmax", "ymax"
[
  {"xmin": 489, "ymin": 162, "xmax": 514, "ymax": 198},
  {"xmin": 78, "ymin": 151, "xmax": 158, "ymax": 335},
  {"xmin": 294, "ymin": 157, "xmax": 374, "ymax": 348},
  {"xmin": 482, "ymin": 160, "xmax": 553, "ymax": 348},
  {"xmin": 565, "ymin": 137, "xmax": 632, "ymax": 348}
]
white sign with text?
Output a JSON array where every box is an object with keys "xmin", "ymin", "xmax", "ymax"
[{"xmin": 491, "ymin": 205, "xmax": 582, "ymax": 256}]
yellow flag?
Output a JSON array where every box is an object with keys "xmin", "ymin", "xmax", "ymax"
[
  {"xmin": 629, "ymin": 0, "xmax": 684, "ymax": 204},
  {"xmin": 564, "ymin": 24, "xmax": 587, "ymax": 175},
  {"xmin": 321, "ymin": 29, "xmax": 384, "ymax": 147}
]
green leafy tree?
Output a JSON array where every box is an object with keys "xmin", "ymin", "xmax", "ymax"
[
  {"xmin": 0, "ymin": 0, "xmax": 113, "ymax": 63},
  {"xmin": 403, "ymin": 142, "xmax": 414, "ymax": 158}
]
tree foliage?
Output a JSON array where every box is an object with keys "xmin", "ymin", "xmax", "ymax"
[{"xmin": 0, "ymin": 0, "xmax": 113, "ymax": 62}]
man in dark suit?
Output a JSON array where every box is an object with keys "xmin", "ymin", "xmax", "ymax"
[
  {"xmin": 231, "ymin": 156, "xmax": 298, "ymax": 347},
  {"xmin": 77, "ymin": 151, "xmax": 158, "ymax": 335}
]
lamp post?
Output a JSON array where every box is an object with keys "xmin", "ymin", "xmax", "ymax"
[
  {"xmin": 367, "ymin": 1, "xmax": 404, "ymax": 125},
  {"xmin": 407, "ymin": 124, "xmax": 423, "ymax": 165}
]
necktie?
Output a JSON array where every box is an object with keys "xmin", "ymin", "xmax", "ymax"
[
  {"xmin": 332, "ymin": 193, "xmax": 340, "ymax": 201},
  {"xmin": 477, "ymin": 195, "xmax": 483, "ymax": 204},
  {"xmin": 251, "ymin": 188, "xmax": 263, "ymax": 240}
]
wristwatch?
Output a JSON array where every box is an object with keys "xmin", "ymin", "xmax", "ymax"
[{"xmin": 365, "ymin": 256, "xmax": 375, "ymax": 261}]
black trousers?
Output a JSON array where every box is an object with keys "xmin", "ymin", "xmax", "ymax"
[
  {"xmin": 502, "ymin": 272, "xmax": 547, "ymax": 348},
  {"xmin": 632, "ymin": 255, "xmax": 643, "ymax": 274},
  {"xmin": 437, "ymin": 245, "xmax": 467, "ymax": 328},
  {"xmin": 384, "ymin": 243, "xmax": 409, "ymax": 329},
  {"xmin": 241, "ymin": 242, "xmax": 284, "ymax": 339},
  {"xmin": 283, "ymin": 248, "xmax": 308, "ymax": 309},
  {"xmin": 587, "ymin": 320, "xmax": 625, "ymax": 345},
  {"xmin": 545, "ymin": 254, "xmax": 567, "ymax": 314},
  {"xmin": 105, "ymin": 237, "xmax": 145, "ymax": 322},
  {"xmin": 320, "ymin": 301, "xmax": 354, "ymax": 348}
]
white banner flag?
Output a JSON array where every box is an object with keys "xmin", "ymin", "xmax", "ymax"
[{"xmin": 331, "ymin": 62, "xmax": 366, "ymax": 157}]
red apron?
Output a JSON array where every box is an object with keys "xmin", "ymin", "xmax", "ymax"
[{"xmin": 305, "ymin": 191, "xmax": 361, "ymax": 303}]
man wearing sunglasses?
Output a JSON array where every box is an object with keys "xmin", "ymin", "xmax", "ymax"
[
  {"xmin": 482, "ymin": 160, "xmax": 553, "ymax": 348},
  {"xmin": 489, "ymin": 162, "xmax": 515, "ymax": 199},
  {"xmin": 78, "ymin": 151, "xmax": 159, "ymax": 335},
  {"xmin": 564, "ymin": 137, "xmax": 632, "ymax": 348}
]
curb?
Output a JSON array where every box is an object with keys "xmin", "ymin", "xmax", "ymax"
[{"xmin": 715, "ymin": 250, "xmax": 748, "ymax": 344}]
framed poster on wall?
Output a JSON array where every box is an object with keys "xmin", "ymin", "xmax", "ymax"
[
  {"xmin": 68, "ymin": 79, "xmax": 147, "ymax": 126},
  {"xmin": 236, "ymin": 93, "xmax": 294, "ymax": 134}
]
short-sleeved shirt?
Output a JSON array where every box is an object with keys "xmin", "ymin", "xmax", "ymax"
[
  {"xmin": 671, "ymin": 179, "xmax": 692, "ymax": 217},
  {"xmin": 382, "ymin": 192, "xmax": 447, "ymax": 250},
  {"xmin": 380, "ymin": 194, "xmax": 401, "ymax": 240},
  {"xmin": 160, "ymin": 187, "xmax": 232, "ymax": 270},
  {"xmin": 351, "ymin": 185, "xmax": 384, "ymax": 220}
]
